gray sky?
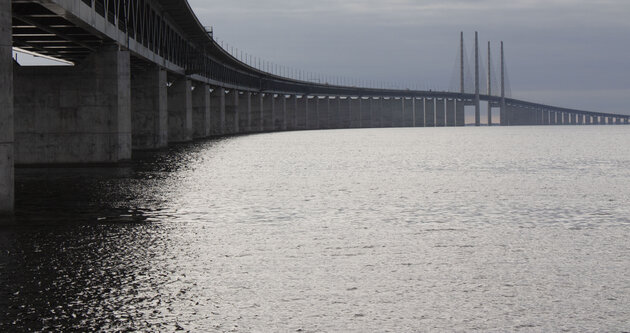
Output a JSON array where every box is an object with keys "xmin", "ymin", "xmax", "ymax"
[{"xmin": 188, "ymin": 0, "xmax": 630, "ymax": 115}]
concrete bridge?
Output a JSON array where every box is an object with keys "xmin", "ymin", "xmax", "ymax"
[{"xmin": 1, "ymin": 0, "xmax": 629, "ymax": 214}]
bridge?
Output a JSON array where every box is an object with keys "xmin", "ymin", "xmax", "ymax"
[{"xmin": 1, "ymin": 0, "xmax": 629, "ymax": 214}]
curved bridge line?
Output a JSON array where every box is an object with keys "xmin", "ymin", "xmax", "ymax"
[{"xmin": 0, "ymin": 0, "xmax": 628, "ymax": 214}]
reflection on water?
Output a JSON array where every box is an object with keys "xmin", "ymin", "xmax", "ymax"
[{"xmin": 1, "ymin": 127, "xmax": 630, "ymax": 332}]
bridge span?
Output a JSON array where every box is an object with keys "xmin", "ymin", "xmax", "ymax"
[{"xmin": 1, "ymin": 0, "xmax": 629, "ymax": 214}]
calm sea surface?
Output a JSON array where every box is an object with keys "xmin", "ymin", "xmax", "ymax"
[{"xmin": 1, "ymin": 126, "xmax": 629, "ymax": 332}]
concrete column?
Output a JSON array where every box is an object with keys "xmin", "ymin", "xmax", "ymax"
[
  {"xmin": 224, "ymin": 90, "xmax": 239, "ymax": 134},
  {"xmin": 192, "ymin": 84, "xmax": 211, "ymax": 139},
  {"xmin": 340, "ymin": 96, "xmax": 352, "ymax": 128},
  {"xmin": 446, "ymin": 99, "xmax": 456, "ymax": 127},
  {"xmin": 608, "ymin": 116, "xmax": 613, "ymax": 125},
  {"xmin": 435, "ymin": 99, "xmax": 446, "ymax": 127},
  {"xmin": 331, "ymin": 97, "xmax": 342, "ymax": 129},
  {"xmin": 425, "ymin": 98, "xmax": 435, "ymax": 127},
  {"xmin": 625, "ymin": 118, "xmax": 629, "ymax": 125},
  {"xmin": 296, "ymin": 95, "xmax": 308, "ymax": 130},
  {"xmin": 309, "ymin": 96, "xmax": 319, "ymax": 130},
  {"xmin": 402, "ymin": 98, "xmax": 414, "ymax": 127},
  {"xmin": 414, "ymin": 98, "xmax": 424, "ymax": 127},
  {"xmin": 387, "ymin": 98, "xmax": 396, "ymax": 127},
  {"xmin": 456, "ymin": 99, "xmax": 465, "ymax": 126},
  {"xmin": 275, "ymin": 94, "xmax": 287, "ymax": 131},
  {"xmin": 379, "ymin": 98, "xmax": 390, "ymax": 127},
  {"xmin": 263, "ymin": 94, "xmax": 275, "ymax": 131},
  {"xmin": 286, "ymin": 95, "xmax": 297, "ymax": 130},
  {"xmin": 321, "ymin": 97, "xmax": 331, "ymax": 129},
  {"xmin": 131, "ymin": 65, "xmax": 167, "ymax": 149},
  {"xmin": 337, "ymin": 97, "xmax": 344, "ymax": 129},
  {"xmin": 357, "ymin": 96, "xmax": 367, "ymax": 128},
  {"xmin": 167, "ymin": 78, "xmax": 193, "ymax": 142},
  {"xmin": 543, "ymin": 110, "xmax": 548, "ymax": 125},
  {"xmin": 347, "ymin": 97, "xmax": 358, "ymax": 128},
  {"xmin": 14, "ymin": 44, "xmax": 131, "ymax": 164},
  {"xmin": 585, "ymin": 115, "xmax": 591, "ymax": 125},
  {"xmin": 238, "ymin": 92, "xmax": 251, "ymax": 132},
  {"xmin": 210, "ymin": 87, "xmax": 225, "ymax": 135},
  {"xmin": 250, "ymin": 93, "xmax": 263, "ymax": 132},
  {"xmin": 0, "ymin": 0, "xmax": 13, "ymax": 214}
]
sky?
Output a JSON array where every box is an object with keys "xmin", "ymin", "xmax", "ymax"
[
  {"xmin": 187, "ymin": 0, "xmax": 630, "ymax": 115},
  {"xmin": 11, "ymin": 0, "xmax": 629, "ymax": 115}
]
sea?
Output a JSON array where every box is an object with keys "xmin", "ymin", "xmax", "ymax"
[{"xmin": 1, "ymin": 126, "xmax": 629, "ymax": 332}]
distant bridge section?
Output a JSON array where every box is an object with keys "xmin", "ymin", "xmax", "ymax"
[{"xmin": 0, "ymin": 0, "xmax": 628, "ymax": 214}]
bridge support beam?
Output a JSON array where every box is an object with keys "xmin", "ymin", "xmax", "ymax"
[
  {"xmin": 500, "ymin": 104, "xmax": 507, "ymax": 126},
  {"xmin": 456, "ymin": 100, "xmax": 465, "ymax": 126},
  {"xmin": 224, "ymin": 90, "xmax": 239, "ymax": 134},
  {"xmin": 131, "ymin": 65, "xmax": 167, "ymax": 149},
  {"xmin": 238, "ymin": 91, "xmax": 251, "ymax": 133},
  {"xmin": 321, "ymin": 97, "xmax": 331, "ymax": 129},
  {"xmin": 309, "ymin": 96, "xmax": 319, "ymax": 130},
  {"xmin": 0, "ymin": 0, "xmax": 13, "ymax": 214},
  {"xmin": 14, "ymin": 44, "xmax": 131, "ymax": 164},
  {"xmin": 381, "ymin": 98, "xmax": 391, "ymax": 127},
  {"xmin": 425, "ymin": 99, "xmax": 435, "ymax": 127},
  {"xmin": 375, "ymin": 98, "xmax": 384, "ymax": 128},
  {"xmin": 402, "ymin": 98, "xmax": 412, "ymax": 127},
  {"xmin": 262, "ymin": 94, "xmax": 275, "ymax": 131},
  {"xmin": 435, "ymin": 99, "xmax": 446, "ymax": 127},
  {"xmin": 192, "ymin": 84, "xmax": 211, "ymax": 139},
  {"xmin": 210, "ymin": 87, "xmax": 225, "ymax": 135},
  {"xmin": 446, "ymin": 99, "xmax": 456, "ymax": 127},
  {"xmin": 274, "ymin": 94, "xmax": 286, "ymax": 131},
  {"xmin": 415, "ymin": 98, "xmax": 425, "ymax": 127},
  {"xmin": 285, "ymin": 95, "xmax": 297, "ymax": 130},
  {"xmin": 167, "ymin": 78, "xmax": 193, "ymax": 142},
  {"xmin": 348, "ymin": 97, "xmax": 359, "ymax": 128},
  {"xmin": 251, "ymin": 93, "xmax": 263, "ymax": 132},
  {"xmin": 337, "ymin": 97, "xmax": 347, "ymax": 129},
  {"xmin": 331, "ymin": 96, "xmax": 343, "ymax": 128},
  {"xmin": 296, "ymin": 95, "xmax": 308, "ymax": 130}
]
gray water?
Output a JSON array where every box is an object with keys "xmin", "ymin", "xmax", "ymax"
[{"xmin": 1, "ymin": 126, "xmax": 630, "ymax": 332}]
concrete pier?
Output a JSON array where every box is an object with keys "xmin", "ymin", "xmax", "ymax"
[
  {"xmin": 251, "ymin": 93, "xmax": 263, "ymax": 132},
  {"xmin": 14, "ymin": 44, "xmax": 131, "ymax": 164},
  {"xmin": 415, "ymin": 98, "xmax": 425, "ymax": 127},
  {"xmin": 0, "ymin": 0, "xmax": 13, "ymax": 214},
  {"xmin": 348, "ymin": 97, "xmax": 360, "ymax": 128},
  {"xmin": 456, "ymin": 100, "xmax": 465, "ymax": 126},
  {"xmin": 263, "ymin": 94, "xmax": 275, "ymax": 131},
  {"xmin": 131, "ymin": 65, "xmax": 168, "ymax": 149},
  {"xmin": 435, "ymin": 99, "xmax": 446, "ymax": 126},
  {"xmin": 286, "ymin": 95, "xmax": 297, "ymax": 130},
  {"xmin": 425, "ymin": 99, "xmax": 435, "ymax": 127},
  {"xmin": 446, "ymin": 99, "xmax": 456, "ymax": 127},
  {"xmin": 238, "ymin": 91, "xmax": 251, "ymax": 132},
  {"xmin": 224, "ymin": 90, "xmax": 239, "ymax": 134},
  {"xmin": 297, "ymin": 95, "xmax": 308, "ymax": 130},
  {"xmin": 308, "ymin": 96, "xmax": 319, "ymax": 130},
  {"xmin": 321, "ymin": 97, "xmax": 331, "ymax": 129},
  {"xmin": 210, "ymin": 87, "xmax": 225, "ymax": 135},
  {"xmin": 402, "ymin": 98, "xmax": 413, "ymax": 127},
  {"xmin": 167, "ymin": 78, "xmax": 193, "ymax": 142},
  {"xmin": 275, "ymin": 94, "xmax": 286, "ymax": 130},
  {"xmin": 192, "ymin": 84, "xmax": 211, "ymax": 139}
]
